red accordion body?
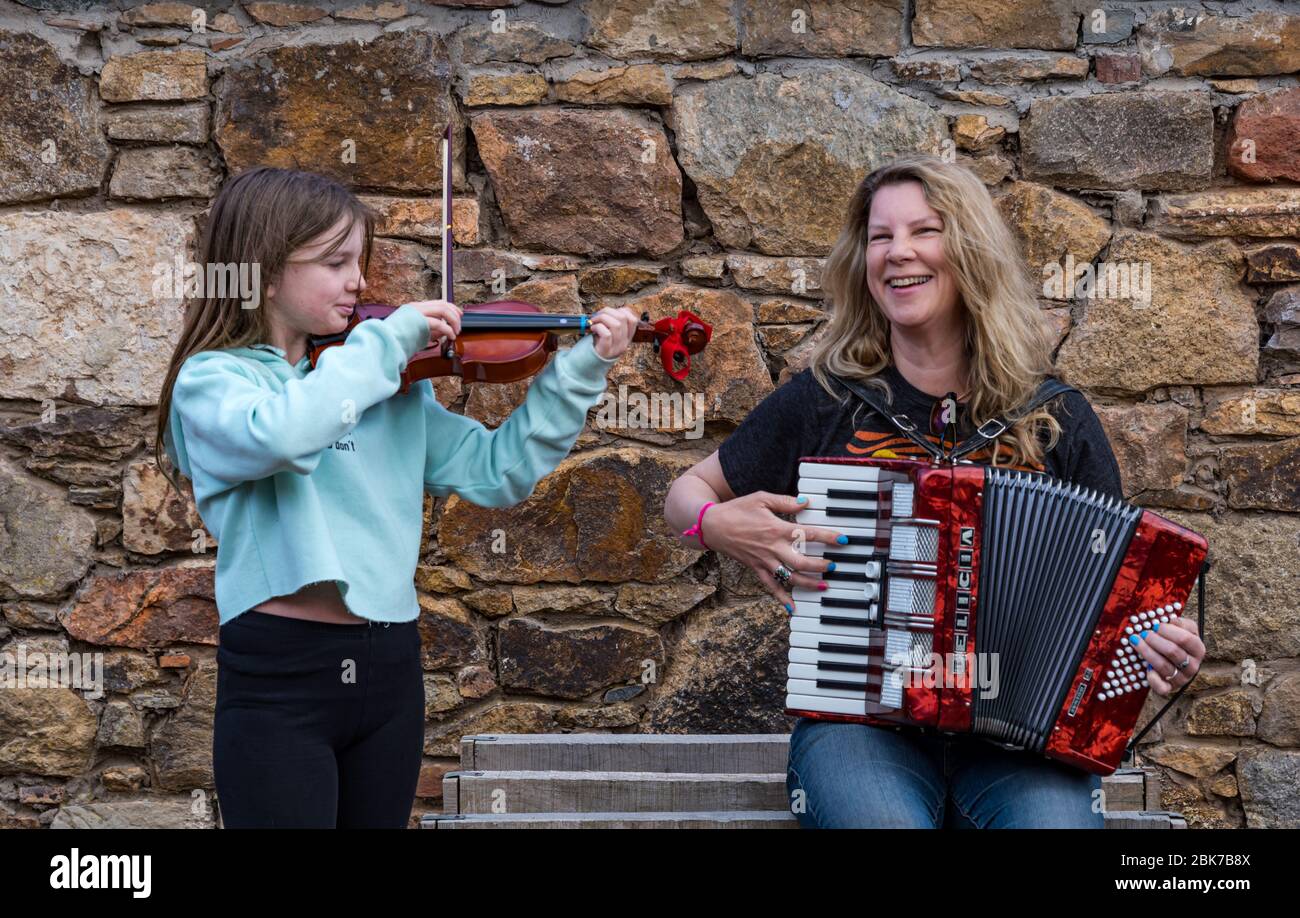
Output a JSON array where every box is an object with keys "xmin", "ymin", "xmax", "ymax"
[{"xmin": 784, "ymin": 456, "xmax": 1208, "ymax": 775}]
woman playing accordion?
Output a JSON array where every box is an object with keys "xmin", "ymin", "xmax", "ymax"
[{"xmin": 663, "ymin": 155, "xmax": 1207, "ymax": 829}]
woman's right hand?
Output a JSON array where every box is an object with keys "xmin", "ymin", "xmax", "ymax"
[
  {"xmin": 701, "ymin": 491, "xmax": 846, "ymax": 610},
  {"xmin": 403, "ymin": 299, "xmax": 463, "ymax": 350}
]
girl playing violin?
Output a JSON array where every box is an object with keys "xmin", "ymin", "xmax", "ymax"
[
  {"xmin": 156, "ymin": 166, "xmax": 638, "ymax": 828},
  {"xmin": 664, "ymin": 154, "xmax": 1205, "ymax": 828}
]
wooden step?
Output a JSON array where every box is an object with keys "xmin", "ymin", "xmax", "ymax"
[
  {"xmin": 444, "ymin": 770, "xmax": 787, "ymax": 815},
  {"xmin": 459, "ymin": 733, "xmax": 790, "ymax": 774},
  {"xmin": 424, "ymin": 808, "xmax": 1182, "ymax": 829},
  {"xmin": 440, "ymin": 734, "xmax": 1181, "ymax": 828},
  {"xmin": 1103, "ymin": 811, "xmax": 1188, "ymax": 829},
  {"xmin": 424, "ymin": 810, "xmax": 799, "ymax": 829},
  {"xmin": 1103, "ymin": 769, "xmax": 1146, "ymax": 811}
]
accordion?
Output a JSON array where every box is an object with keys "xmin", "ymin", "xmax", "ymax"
[{"xmin": 785, "ymin": 456, "xmax": 1208, "ymax": 775}]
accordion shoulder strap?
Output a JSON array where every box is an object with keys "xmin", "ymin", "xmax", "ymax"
[
  {"xmin": 830, "ymin": 372, "xmax": 1077, "ymax": 464},
  {"xmin": 830, "ymin": 373, "xmax": 946, "ymax": 461},
  {"xmin": 948, "ymin": 377, "xmax": 1077, "ymax": 462}
]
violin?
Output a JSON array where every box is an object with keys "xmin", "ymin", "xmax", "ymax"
[
  {"xmin": 308, "ymin": 125, "xmax": 712, "ymax": 393},
  {"xmin": 309, "ymin": 301, "xmax": 711, "ymax": 391}
]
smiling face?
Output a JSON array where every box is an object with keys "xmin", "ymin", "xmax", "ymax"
[
  {"xmin": 264, "ymin": 216, "xmax": 368, "ymax": 340},
  {"xmin": 865, "ymin": 180, "xmax": 962, "ymax": 331}
]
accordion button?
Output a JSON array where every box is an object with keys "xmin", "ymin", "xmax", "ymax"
[
  {"xmin": 1125, "ymin": 626, "xmax": 1134, "ymax": 634},
  {"xmin": 1173, "ymin": 601, "xmax": 1183, "ymax": 611},
  {"xmin": 1161, "ymin": 615, "xmax": 1170, "ymax": 622},
  {"xmin": 1130, "ymin": 615, "xmax": 1139, "ymax": 623},
  {"xmin": 1106, "ymin": 669, "xmax": 1115, "ymax": 677},
  {"xmin": 1164, "ymin": 604, "xmax": 1174, "ymax": 613}
]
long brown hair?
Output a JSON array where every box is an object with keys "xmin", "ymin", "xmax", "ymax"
[
  {"xmin": 154, "ymin": 167, "xmax": 377, "ymax": 496},
  {"xmin": 810, "ymin": 154, "xmax": 1064, "ymax": 468}
]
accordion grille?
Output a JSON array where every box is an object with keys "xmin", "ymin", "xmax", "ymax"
[{"xmin": 971, "ymin": 469, "xmax": 1141, "ymax": 751}]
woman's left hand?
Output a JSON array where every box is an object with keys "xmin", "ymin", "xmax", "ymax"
[
  {"xmin": 588, "ymin": 306, "xmax": 640, "ymax": 361},
  {"xmin": 1131, "ymin": 616, "xmax": 1205, "ymax": 696}
]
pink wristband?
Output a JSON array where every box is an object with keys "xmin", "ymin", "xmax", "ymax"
[{"xmin": 682, "ymin": 501, "xmax": 714, "ymax": 550}]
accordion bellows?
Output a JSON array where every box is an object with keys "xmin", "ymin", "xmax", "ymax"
[{"xmin": 786, "ymin": 456, "xmax": 1208, "ymax": 775}]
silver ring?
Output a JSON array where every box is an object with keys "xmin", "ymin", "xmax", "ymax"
[
  {"xmin": 1176, "ymin": 656, "xmax": 1191, "ymax": 671},
  {"xmin": 773, "ymin": 564, "xmax": 793, "ymax": 587}
]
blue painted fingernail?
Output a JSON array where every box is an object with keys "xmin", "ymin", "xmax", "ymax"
[
  {"xmin": 1142, "ymin": 630, "xmax": 1151, "ymax": 639},
  {"xmin": 1129, "ymin": 635, "xmax": 1140, "ymax": 645},
  {"xmin": 1153, "ymin": 622, "xmax": 1160, "ymax": 631},
  {"xmin": 1146, "ymin": 663, "xmax": 1153, "ymax": 670},
  {"xmin": 827, "ymin": 561, "xmax": 837, "ymax": 571},
  {"xmin": 837, "ymin": 535, "xmax": 848, "ymax": 544},
  {"xmin": 797, "ymin": 495, "xmax": 808, "ymax": 504},
  {"xmin": 784, "ymin": 603, "xmax": 792, "ymax": 614}
]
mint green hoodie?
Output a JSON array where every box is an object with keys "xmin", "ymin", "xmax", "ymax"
[{"xmin": 163, "ymin": 302, "xmax": 616, "ymax": 625}]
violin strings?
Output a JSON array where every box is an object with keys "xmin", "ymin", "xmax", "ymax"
[{"xmin": 459, "ymin": 313, "xmax": 587, "ymax": 329}]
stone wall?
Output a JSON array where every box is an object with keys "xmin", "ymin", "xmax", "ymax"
[{"xmin": 0, "ymin": 0, "xmax": 1297, "ymax": 828}]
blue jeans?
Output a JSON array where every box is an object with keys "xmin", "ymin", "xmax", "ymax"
[{"xmin": 786, "ymin": 717, "xmax": 1104, "ymax": 828}]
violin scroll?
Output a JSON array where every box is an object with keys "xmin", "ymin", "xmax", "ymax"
[{"xmin": 636, "ymin": 310, "xmax": 712, "ymax": 382}]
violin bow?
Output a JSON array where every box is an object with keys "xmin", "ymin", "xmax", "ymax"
[{"xmin": 441, "ymin": 123, "xmax": 453, "ymax": 304}]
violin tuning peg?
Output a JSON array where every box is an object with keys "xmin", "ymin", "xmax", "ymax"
[{"xmin": 641, "ymin": 311, "xmax": 650, "ymax": 323}]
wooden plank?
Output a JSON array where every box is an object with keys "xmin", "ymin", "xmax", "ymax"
[
  {"xmin": 448, "ymin": 735, "xmax": 1185, "ymax": 826},
  {"xmin": 1104, "ymin": 810, "xmax": 1178, "ymax": 829},
  {"xmin": 449, "ymin": 770, "xmax": 788, "ymax": 814},
  {"xmin": 1144, "ymin": 767, "xmax": 1163, "ymax": 812},
  {"xmin": 442, "ymin": 772, "xmax": 460, "ymax": 815},
  {"xmin": 1102, "ymin": 770, "xmax": 1146, "ymax": 812},
  {"xmin": 423, "ymin": 810, "xmax": 799, "ymax": 829},
  {"xmin": 429, "ymin": 808, "xmax": 1182, "ymax": 829},
  {"xmin": 460, "ymin": 733, "xmax": 791, "ymax": 774}
]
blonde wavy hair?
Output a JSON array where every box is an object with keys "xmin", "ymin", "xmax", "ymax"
[{"xmin": 809, "ymin": 153, "xmax": 1064, "ymax": 468}]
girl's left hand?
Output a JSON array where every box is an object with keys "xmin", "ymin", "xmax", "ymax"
[
  {"xmin": 1131, "ymin": 616, "xmax": 1206, "ymax": 696},
  {"xmin": 588, "ymin": 306, "xmax": 640, "ymax": 361}
]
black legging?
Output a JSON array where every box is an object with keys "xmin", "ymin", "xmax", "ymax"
[{"xmin": 213, "ymin": 611, "xmax": 424, "ymax": 828}]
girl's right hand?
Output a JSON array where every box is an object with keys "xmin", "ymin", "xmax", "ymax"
[
  {"xmin": 403, "ymin": 299, "xmax": 463, "ymax": 350},
  {"xmin": 700, "ymin": 491, "xmax": 845, "ymax": 610}
]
